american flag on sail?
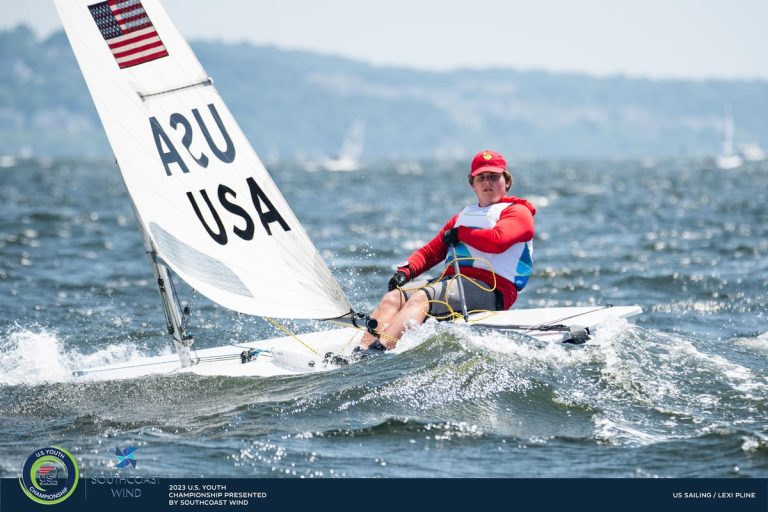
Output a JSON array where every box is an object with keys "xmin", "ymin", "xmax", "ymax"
[{"xmin": 88, "ymin": 0, "xmax": 168, "ymax": 69}]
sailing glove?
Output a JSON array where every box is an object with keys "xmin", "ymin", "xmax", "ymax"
[
  {"xmin": 442, "ymin": 228, "xmax": 460, "ymax": 247},
  {"xmin": 387, "ymin": 271, "xmax": 408, "ymax": 291}
]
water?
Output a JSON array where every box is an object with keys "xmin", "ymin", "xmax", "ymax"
[{"xmin": 1, "ymin": 157, "xmax": 767, "ymax": 478}]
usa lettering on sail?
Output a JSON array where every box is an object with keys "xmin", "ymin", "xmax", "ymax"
[{"xmin": 150, "ymin": 103, "xmax": 291, "ymax": 245}]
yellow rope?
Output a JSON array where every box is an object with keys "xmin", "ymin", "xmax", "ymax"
[
  {"xmin": 328, "ymin": 318, "xmax": 400, "ymax": 346},
  {"xmin": 396, "ymin": 255, "xmax": 502, "ymax": 324},
  {"xmin": 264, "ymin": 317, "xmax": 383, "ymax": 357},
  {"xmin": 264, "ymin": 316, "xmax": 323, "ymax": 357},
  {"xmin": 341, "ymin": 329, "xmax": 365, "ymax": 352},
  {"xmin": 279, "ymin": 255, "xmax": 505, "ymax": 354}
]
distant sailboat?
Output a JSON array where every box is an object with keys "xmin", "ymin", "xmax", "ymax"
[
  {"xmin": 716, "ymin": 108, "xmax": 743, "ymax": 170},
  {"xmin": 321, "ymin": 121, "xmax": 365, "ymax": 172},
  {"xmin": 738, "ymin": 142, "xmax": 766, "ymax": 162}
]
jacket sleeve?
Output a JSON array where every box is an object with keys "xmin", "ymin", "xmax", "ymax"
[
  {"xmin": 456, "ymin": 204, "xmax": 534, "ymax": 254},
  {"xmin": 400, "ymin": 216, "xmax": 458, "ymax": 278}
]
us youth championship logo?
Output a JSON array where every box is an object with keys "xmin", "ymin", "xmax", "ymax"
[{"xmin": 19, "ymin": 446, "xmax": 80, "ymax": 505}]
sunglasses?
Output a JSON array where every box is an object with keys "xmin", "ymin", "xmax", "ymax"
[{"xmin": 472, "ymin": 173, "xmax": 503, "ymax": 183}]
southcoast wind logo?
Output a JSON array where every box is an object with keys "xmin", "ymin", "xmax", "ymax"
[
  {"xmin": 115, "ymin": 447, "xmax": 137, "ymax": 469},
  {"xmin": 89, "ymin": 447, "xmax": 159, "ymax": 500},
  {"xmin": 19, "ymin": 446, "xmax": 80, "ymax": 504}
]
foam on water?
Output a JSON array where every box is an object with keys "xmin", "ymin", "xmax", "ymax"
[
  {"xmin": 590, "ymin": 324, "xmax": 767, "ymax": 445},
  {"xmin": 396, "ymin": 317, "xmax": 604, "ymax": 368},
  {"xmin": 593, "ymin": 417, "xmax": 669, "ymax": 445},
  {"xmin": 733, "ymin": 331, "xmax": 768, "ymax": 353},
  {"xmin": 740, "ymin": 433, "xmax": 768, "ymax": 454},
  {"xmin": 0, "ymin": 325, "xmax": 149, "ymax": 386},
  {"xmin": 357, "ymin": 319, "xmax": 617, "ymax": 432},
  {"xmin": 381, "ymin": 318, "xmax": 768, "ymax": 447}
]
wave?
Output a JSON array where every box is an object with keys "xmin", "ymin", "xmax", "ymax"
[
  {"xmin": 3, "ymin": 319, "xmax": 766, "ymax": 451},
  {"xmin": 334, "ymin": 320, "xmax": 768, "ymax": 446},
  {"xmin": 733, "ymin": 331, "xmax": 768, "ymax": 353},
  {"xmin": 0, "ymin": 324, "xmax": 156, "ymax": 386}
]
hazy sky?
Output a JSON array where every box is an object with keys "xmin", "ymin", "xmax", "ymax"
[{"xmin": 5, "ymin": 0, "xmax": 767, "ymax": 80}]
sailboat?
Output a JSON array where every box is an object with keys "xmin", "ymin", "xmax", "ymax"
[
  {"xmin": 715, "ymin": 108, "xmax": 743, "ymax": 170},
  {"xmin": 738, "ymin": 142, "xmax": 766, "ymax": 162},
  {"xmin": 54, "ymin": 0, "xmax": 641, "ymax": 380},
  {"xmin": 320, "ymin": 120, "xmax": 365, "ymax": 172}
]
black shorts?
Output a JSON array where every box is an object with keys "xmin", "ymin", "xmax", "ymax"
[{"xmin": 401, "ymin": 276, "xmax": 501, "ymax": 319}]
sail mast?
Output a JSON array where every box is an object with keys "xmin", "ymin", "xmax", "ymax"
[
  {"xmin": 124, "ymin": 176, "xmax": 194, "ymax": 367},
  {"xmin": 150, "ymin": 255, "xmax": 194, "ymax": 368}
]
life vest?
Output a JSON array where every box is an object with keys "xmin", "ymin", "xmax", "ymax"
[{"xmin": 444, "ymin": 202, "xmax": 534, "ymax": 291}]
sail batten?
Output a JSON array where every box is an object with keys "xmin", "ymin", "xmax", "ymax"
[
  {"xmin": 54, "ymin": 0, "xmax": 352, "ymax": 319},
  {"xmin": 138, "ymin": 77, "xmax": 213, "ymax": 100}
]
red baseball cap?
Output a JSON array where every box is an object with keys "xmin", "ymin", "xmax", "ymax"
[{"xmin": 469, "ymin": 150, "xmax": 507, "ymax": 176}]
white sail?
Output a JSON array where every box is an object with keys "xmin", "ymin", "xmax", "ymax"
[
  {"xmin": 321, "ymin": 120, "xmax": 365, "ymax": 172},
  {"xmin": 722, "ymin": 108, "xmax": 735, "ymax": 156},
  {"xmin": 716, "ymin": 107, "xmax": 743, "ymax": 170},
  {"xmin": 53, "ymin": 0, "xmax": 351, "ymax": 319}
]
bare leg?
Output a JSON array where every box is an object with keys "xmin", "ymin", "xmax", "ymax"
[
  {"xmin": 361, "ymin": 289, "xmax": 405, "ymax": 346},
  {"xmin": 361, "ymin": 290, "xmax": 430, "ymax": 349},
  {"xmin": 377, "ymin": 291, "xmax": 430, "ymax": 349}
]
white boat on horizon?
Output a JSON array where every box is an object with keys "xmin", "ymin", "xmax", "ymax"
[
  {"xmin": 716, "ymin": 108, "xmax": 743, "ymax": 170},
  {"xmin": 738, "ymin": 142, "xmax": 766, "ymax": 162},
  {"xmin": 320, "ymin": 120, "xmax": 365, "ymax": 172}
]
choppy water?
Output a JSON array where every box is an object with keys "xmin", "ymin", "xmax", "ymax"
[{"xmin": 1, "ymin": 157, "xmax": 767, "ymax": 478}]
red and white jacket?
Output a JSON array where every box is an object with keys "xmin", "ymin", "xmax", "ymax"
[{"xmin": 399, "ymin": 196, "xmax": 535, "ymax": 310}]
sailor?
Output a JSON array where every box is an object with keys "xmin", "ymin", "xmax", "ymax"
[{"xmin": 360, "ymin": 150, "xmax": 536, "ymax": 351}]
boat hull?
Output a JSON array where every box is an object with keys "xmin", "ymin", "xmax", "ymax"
[{"xmin": 74, "ymin": 306, "xmax": 642, "ymax": 380}]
